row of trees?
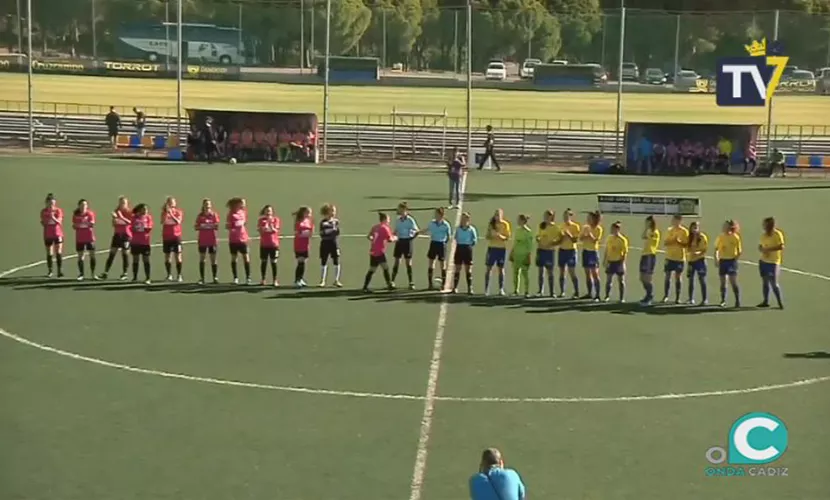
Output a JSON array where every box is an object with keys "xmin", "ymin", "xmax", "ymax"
[{"xmin": 1, "ymin": 0, "xmax": 829, "ymax": 71}]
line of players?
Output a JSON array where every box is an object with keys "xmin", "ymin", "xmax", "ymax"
[{"xmin": 38, "ymin": 194, "xmax": 786, "ymax": 308}]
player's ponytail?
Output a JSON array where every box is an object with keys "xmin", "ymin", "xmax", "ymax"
[{"xmin": 293, "ymin": 205, "xmax": 311, "ymax": 223}]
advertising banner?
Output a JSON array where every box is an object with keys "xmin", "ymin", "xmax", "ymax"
[
  {"xmin": 597, "ymin": 194, "xmax": 702, "ymax": 216},
  {"xmin": 0, "ymin": 56, "xmax": 239, "ymax": 81},
  {"xmin": 186, "ymin": 109, "xmax": 318, "ymax": 163},
  {"xmin": 625, "ymin": 122, "xmax": 761, "ymax": 175}
]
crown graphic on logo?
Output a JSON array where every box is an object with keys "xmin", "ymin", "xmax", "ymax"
[{"xmin": 745, "ymin": 38, "xmax": 766, "ymax": 57}]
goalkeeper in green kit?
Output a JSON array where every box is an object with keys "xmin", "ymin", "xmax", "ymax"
[{"xmin": 510, "ymin": 214, "xmax": 534, "ymax": 297}]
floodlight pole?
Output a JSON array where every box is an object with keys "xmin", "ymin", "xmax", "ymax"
[
  {"xmin": 765, "ymin": 10, "xmax": 780, "ymax": 166},
  {"xmin": 672, "ymin": 14, "xmax": 680, "ymax": 76},
  {"xmin": 92, "ymin": 0, "xmax": 97, "ymax": 59},
  {"xmin": 465, "ymin": 0, "xmax": 472, "ymax": 157},
  {"xmin": 300, "ymin": 0, "xmax": 305, "ymax": 71},
  {"xmin": 176, "ymin": 0, "xmax": 183, "ymax": 141},
  {"xmin": 26, "ymin": 0, "xmax": 33, "ymax": 153},
  {"xmin": 614, "ymin": 3, "xmax": 626, "ymax": 161},
  {"xmin": 16, "ymin": 0, "xmax": 22, "ymax": 54},
  {"xmin": 323, "ymin": 0, "xmax": 331, "ymax": 161},
  {"xmin": 165, "ymin": 1, "xmax": 170, "ymax": 66}
]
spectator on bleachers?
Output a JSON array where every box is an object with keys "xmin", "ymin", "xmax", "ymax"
[
  {"xmin": 717, "ymin": 136, "xmax": 732, "ymax": 170},
  {"xmin": 133, "ymin": 107, "xmax": 146, "ymax": 138},
  {"xmin": 105, "ymin": 106, "xmax": 121, "ymax": 150},
  {"xmin": 770, "ymin": 148, "xmax": 785, "ymax": 177}
]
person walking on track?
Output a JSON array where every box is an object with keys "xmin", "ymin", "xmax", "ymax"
[{"xmin": 477, "ymin": 125, "xmax": 501, "ymax": 171}]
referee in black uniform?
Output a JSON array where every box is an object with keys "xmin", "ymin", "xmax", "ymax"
[{"xmin": 477, "ymin": 124, "xmax": 501, "ymax": 171}]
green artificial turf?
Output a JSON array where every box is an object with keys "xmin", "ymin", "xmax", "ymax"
[
  {"xmin": 1, "ymin": 73, "xmax": 830, "ymax": 127},
  {"xmin": 0, "ymin": 156, "xmax": 828, "ymax": 500}
]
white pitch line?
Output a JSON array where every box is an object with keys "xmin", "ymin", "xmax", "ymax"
[{"xmin": 407, "ymin": 172, "xmax": 467, "ymax": 500}]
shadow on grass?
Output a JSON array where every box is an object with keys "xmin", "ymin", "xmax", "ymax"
[
  {"xmin": 783, "ymin": 352, "xmax": 830, "ymax": 359},
  {"xmin": 366, "ymin": 183, "xmax": 830, "ymax": 205}
]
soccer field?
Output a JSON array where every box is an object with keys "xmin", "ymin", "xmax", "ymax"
[
  {"xmin": 1, "ymin": 157, "xmax": 829, "ymax": 500},
  {"xmin": 2, "ymin": 73, "xmax": 830, "ymax": 125}
]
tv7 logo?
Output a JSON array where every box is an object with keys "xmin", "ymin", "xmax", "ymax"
[{"xmin": 716, "ymin": 56, "xmax": 788, "ymax": 107}]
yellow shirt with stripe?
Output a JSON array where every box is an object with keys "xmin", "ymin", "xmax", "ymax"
[
  {"xmin": 715, "ymin": 232, "xmax": 742, "ymax": 260},
  {"xmin": 664, "ymin": 225, "xmax": 690, "ymax": 262},
  {"xmin": 642, "ymin": 228, "xmax": 660, "ymax": 255},
  {"xmin": 558, "ymin": 220, "xmax": 582, "ymax": 250},
  {"xmin": 687, "ymin": 232, "xmax": 709, "ymax": 262},
  {"xmin": 580, "ymin": 225, "xmax": 603, "ymax": 251},
  {"xmin": 536, "ymin": 223, "xmax": 561, "ymax": 250},
  {"xmin": 605, "ymin": 234, "xmax": 629, "ymax": 262},
  {"xmin": 759, "ymin": 229, "xmax": 785, "ymax": 264},
  {"xmin": 486, "ymin": 219, "xmax": 512, "ymax": 249}
]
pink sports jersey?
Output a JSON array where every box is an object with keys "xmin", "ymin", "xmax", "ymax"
[
  {"xmin": 130, "ymin": 214, "xmax": 153, "ymax": 246},
  {"xmin": 294, "ymin": 217, "xmax": 313, "ymax": 252},
  {"xmin": 72, "ymin": 210, "xmax": 96, "ymax": 244},
  {"xmin": 258, "ymin": 215, "xmax": 281, "ymax": 249},
  {"xmin": 227, "ymin": 209, "xmax": 249, "ymax": 244},
  {"xmin": 162, "ymin": 207, "xmax": 184, "ymax": 241},
  {"xmin": 369, "ymin": 223, "xmax": 393, "ymax": 256},
  {"xmin": 113, "ymin": 208, "xmax": 132, "ymax": 236},
  {"xmin": 195, "ymin": 211, "xmax": 220, "ymax": 247},
  {"xmin": 41, "ymin": 207, "xmax": 64, "ymax": 239}
]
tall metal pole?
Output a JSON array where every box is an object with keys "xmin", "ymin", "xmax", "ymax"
[
  {"xmin": 323, "ymin": 0, "xmax": 331, "ymax": 161},
  {"xmin": 310, "ymin": 3, "xmax": 315, "ymax": 64},
  {"xmin": 465, "ymin": 0, "xmax": 472, "ymax": 156},
  {"xmin": 16, "ymin": 0, "xmax": 23, "ymax": 53},
  {"xmin": 526, "ymin": 10, "xmax": 532, "ymax": 58},
  {"xmin": 765, "ymin": 10, "xmax": 780, "ymax": 165},
  {"xmin": 453, "ymin": 10, "xmax": 459, "ymax": 74},
  {"xmin": 614, "ymin": 4, "xmax": 626, "ymax": 160},
  {"xmin": 672, "ymin": 14, "xmax": 680, "ymax": 75},
  {"xmin": 165, "ymin": 1, "xmax": 170, "ymax": 67},
  {"xmin": 600, "ymin": 14, "xmax": 606, "ymax": 70},
  {"xmin": 27, "ymin": 0, "xmax": 33, "ymax": 153},
  {"xmin": 176, "ymin": 0, "xmax": 183, "ymax": 142},
  {"xmin": 238, "ymin": 3, "xmax": 243, "ymax": 63},
  {"xmin": 91, "ymin": 0, "xmax": 97, "ymax": 59},
  {"xmin": 382, "ymin": 9, "xmax": 387, "ymax": 69},
  {"xmin": 300, "ymin": 0, "xmax": 305, "ymax": 71}
]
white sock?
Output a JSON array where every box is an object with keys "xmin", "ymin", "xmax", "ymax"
[
  {"xmin": 335, "ymin": 264, "xmax": 342, "ymax": 281},
  {"xmin": 321, "ymin": 265, "xmax": 328, "ymax": 282}
]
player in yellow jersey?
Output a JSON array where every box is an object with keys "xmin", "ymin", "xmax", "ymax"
[
  {"xmin": 686, "ymin": 221, "xmax": 709, "ymax": 305},
  {"xmin": 579, "ymin": 211, "xmax": 604, "ymax": 302},
  {"xmin": 639, "ymin": 216, "xmax": 660, "ymax": 305},
  {"xmin": 535, "ymin": 210, "xmax": 561, "ymax": 297},
  {"xmin": 662, "ymin": 214, "xmax": 690, "ymax": 304},
  {"xmin": 484, "ymin": 208, "xmax": 511, "ymax": 296},
  {"xmin": 714, "ymin": 219, "xmax": 742, "ymax": 307},
  {"xmin": 758, "ymin": 217, "xmax": 785, "ymax": 309},
  {"xmin": 603, "ymin": 221, "xmax": 629, "ymax": 302},
  {"xmin": 557, "ymin": 208, "xmax": 582, "ymax": 298}
]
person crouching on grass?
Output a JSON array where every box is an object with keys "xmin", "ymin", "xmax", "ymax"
[
  {"xmin": 469, "ymin": 448, "xmax": 526, "ymax": 500},
  {"xmin": 363, "ymin": 212, "xmax": 397, "ymax": 292},
  {"xmin": 257, "ymin": 205, "xmax": 281, "ymax": 287},
  {"xmin": 602, "ymin": 221, "xmax": 628, "ymax": 302},
  {"xmin": 510, "ymin": 214, "xmax": 533, "ymax": 297}
]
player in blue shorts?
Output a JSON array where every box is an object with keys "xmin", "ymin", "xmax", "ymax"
[
  {"xmin": 715, "ymin": 220, "xmax": 742, "ymax": 308},
  {"xmin": 602, "ymin": 221, "xmax": 629, "ymax": 302},
  {"xmin": 579, "ymin": 211, "xmax": 603, "ymax": 301},
  {"xmin": 484, "ymin": 209, "xmax": 511, "ymax": 296},
  {"xmin": 686, "ymin": 221, "xmax": 709, "ymax": 305},
  {"xmin": 534, "ymin": 210, "xmax": 560, "ymax": 297},
  {"xmin": 758, "ymin": 217, "xmax": 785, "ymax": 309},
  {"xmin": 662, "ymin": 215, "xmax": 689, "ymax": 304},
  {"xmin": 639, "ymin": 216, "xmax": 660, "ymax": 305},
  {"xmin": 558, "ymin": 209, "xmax": 582, "ymax": 298}
]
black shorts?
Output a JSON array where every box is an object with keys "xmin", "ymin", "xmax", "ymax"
[
  {"xmin": 108, "ymin": 129, "xmax": 118, "ymax": 139},
  {"xmin": 198, "ymin": 245, "xmax": 217, "ymax": 255},
  {"xmin": 370, "ymin": 254, "xmax": 387, "ymax": 267},
  {"xmin": 75, "ymin": 242, "xmax": 95, "ymax": 252},
  {"xmin": 394, "ymin": 238, "xmax": 413, "ymax": 259},
  {"xmin": 454, "ymin": 245, "xmax": 474, "ymax": 266},
  {"xmin": 229, "ymin": 242, "xmax": 249, "ymax": 255},
  {"xmin": 44, "ymin": 237, "xmax": 63, "ymax": 247},
  {"xmin": 110, "ymin": 233, "xmax": 130, "ymax": 250},
  {"xmin": 427, "ymin": 241, "xmax": 446, "ymax": 261},
  {"xmin": 260, "ymin": 247, "xmax": 279, "ymax": 260},
  {"xmin": 319, "ymin": 239, "xmax": 340, "ymax": 264},
  {"xmin": 295, "ymin": 251, "xmax": 309, "ymax": 259},
  {"xmin": 163, "ymin": 239, "xmax": 182, "ymax": 254},
  {"xmin": 130, "ymin": 244, "xmax": 151, "ymax": 256}
]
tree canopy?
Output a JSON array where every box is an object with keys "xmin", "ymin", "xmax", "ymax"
[{"xmin": 2, "ymin": 0, "xmax": 829, "ymax": 71}]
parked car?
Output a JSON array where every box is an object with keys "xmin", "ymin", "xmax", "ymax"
[
  {"xmin": 817, "ymin": 68, "xmax": 830, "ymax": 95},
  {"xmin": 551, "ymin": 59, "xmax": 568, "ymax": 65},
  {"xmin": 672, "ymin": 69, "xmax": 700, "ymax": 91},
  {"xmin": 643, "ymin": 68, "xmax": 666, "ymax": 85},
  {"xmin": 780, "ymin": 69, "xmax": 817, "ymax": 93},
  {"xmin": 782, "ymin": 65, "xmax": 799, "ymax": 79},
  {"xmin": 621, "ymin": 62, "xmax": 639, "ymax": 81},
  {"xmin": 584, "ymin": 63, "xmax": 608, "ymax": 83},
  {"xmin": 520, "ymin": 58, "xmax": 542, "ymax": 79},
  {"xmin": 485, "ymin": 61, "xmax": 507, "ymax": 80}
]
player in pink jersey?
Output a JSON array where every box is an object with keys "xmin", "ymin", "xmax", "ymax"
[
  {"xmin": 226, "ymin": 197, "xmax": 251, "ymax": 284},
  {"xmin": 292, "ymin": 205, "xmax": 313, "ymax": 287},
  {"xmin": 72, "ymin": 199, "xmax": 98, "ymax": 281},
  {"xmin": 258, "ymin": 205, "xmax": 281, "ymax": 286},
  {"xmin": 40, "ymin": 193, "xmax": 64, "ymax": 278},
  {"xmin": 99, "ymin": 196, "xmax": 132, "ymax": 280},
  {"xmin": 129, "ymin": 203, "xmax": 154, "ymax": 284},
  {"xmin": 362, "ymin": 212, "xmax": 397, "ymax": 292},
  {"xmin": 161, "ymin": 196, "xmax": 185, "ymax": 282},
  {"xmin": 194, "ymin": 198, "xmax": 220, "ymax": 285}
]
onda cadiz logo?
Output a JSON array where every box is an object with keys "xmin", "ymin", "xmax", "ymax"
[
  {"xmin": 716, "ymin": 39, "xmax": 788, "ymax": 107},
  {"xmin": 704, "ymin": 412, "xmax": 789, "ymax": 477}
]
